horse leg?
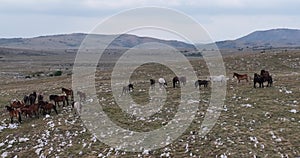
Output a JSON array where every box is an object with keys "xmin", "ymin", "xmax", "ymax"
[
  {"xmin": 18, "ymin": 112, "xmax": 22, "ymax": 123},
  {"xmin": 65, "ymin": 99, "xmax": 68, "ymax": 106},
  {"xmin": 10, "ymin": 116, "xmax": 13, "ymax": 124},
  {"xmin": 53, "ymin": 106, "xmax": 58, "ymax": 114}
]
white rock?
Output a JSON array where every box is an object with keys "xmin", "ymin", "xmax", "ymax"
[{"xmin": 289, "ymin": 109, "xmax": 297, "ymax": 113}]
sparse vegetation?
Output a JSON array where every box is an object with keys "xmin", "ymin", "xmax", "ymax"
[{"xmin": 0, "ymin": 50, "xmax": 299, "ymax": 157}]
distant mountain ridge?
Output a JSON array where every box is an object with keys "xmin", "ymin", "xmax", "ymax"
[
  {"xmin": 0, "ymin": 28, "xmax": 300, "ymax": 53},
  {"xmin": 0, "ymin": 33, "xmax": 195, "ymax": 51},
  {"xmin": 216, "ymin": 28, "xmax": 300, "ymax": 49}
]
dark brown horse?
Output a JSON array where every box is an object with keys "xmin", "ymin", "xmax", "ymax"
[
  {"xmin": 233, "ymin": 72, "xmax": 249, "ymax": 83},
  {"xmin": 62, "ymin": 87, "xmax": 73, "ymax": 100},
  {"xmin": 20, "ymin": 103, "xmax": 40, "ymax": 118},
  {"xmin": 253, "ymin": 73, "xmax": 264, "ymax": 88},
  {"xmin": 40, "ymin": 101, "xmax": 58, "ymax": 115},
  {"xmin": 49, "ymin": 95, "xmax": 68, "ymax": 106},
  {"xmin": 5, "ymin": 106, "xmax": 22, "ymax": 123}
]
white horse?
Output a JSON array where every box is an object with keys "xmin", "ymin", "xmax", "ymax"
[
  {"xmin": 73, "ymin": 101, "xmax": 82, "ymax": 115},
  {"xmin": 158, "ymin": 78, "xmax": 167, "ymax": 88},
  {"xmin": 210, "ymin": 75, "xmax": 228, "ymax": 82}
]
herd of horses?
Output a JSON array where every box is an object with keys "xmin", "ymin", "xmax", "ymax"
[
  {"xmin": 4, "ymin": 88, "xmax": 86, "ymax": 124},
  {"xmin": 122, "ymin": 69, "xmax": 273, "ymax": 95},
  {"xmin": 4, "ymin": 69, "xmax": 272, "ymax": 123},
  {"xmin": 233, "ymin": 69, "xmax": 273, "ymax": 88}
]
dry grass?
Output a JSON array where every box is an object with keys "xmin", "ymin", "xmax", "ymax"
[{"xmin": 0, "ymin": 50, "xmax": 299, "ymax": 157}]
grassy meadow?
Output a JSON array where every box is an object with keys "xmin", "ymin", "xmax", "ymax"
[{"xmin": 0, "ymin": 50, "xmax": 299, "ymax": 157}]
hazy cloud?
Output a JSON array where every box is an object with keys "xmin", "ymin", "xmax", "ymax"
[{"xmin": 0, "ymin": 0, "xmax": 299, "ymax": 41}]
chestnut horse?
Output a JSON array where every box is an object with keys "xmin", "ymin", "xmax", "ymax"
[
  {"xmin": 233, "ymin": 72, "xmax": 249, "ymax": 83},
  {"xmin": 5, "ymin": 106, "xmax": 22, "ymax": 123}
]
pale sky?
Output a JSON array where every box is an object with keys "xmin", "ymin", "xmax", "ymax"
[{"xmin": 0, "ymin": 0, "xmax": 300, "ymax": 42}]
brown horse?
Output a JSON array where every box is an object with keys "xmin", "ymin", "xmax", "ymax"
[
  {"xmin": 10, "ymin": 100, "xmax": 25, "ymax": 109},
  {"xmin": 62, "ymin": 87, "xmax": 73, "ymax": 100},
  {"xmin": 233, "ymin": 72, "xmax": 249, "ymax": 83},
  {"xmin": 40, "ymin": 101, "xmax": 58, "ymax": 115},
  {"xmin": 49, "ymin": 95, "xmax": 68, "ymax": 106},
  {"xmin": 20, "ymin": 103, "xmax": 40, "ymax": 118},
  {"xmin": 5, "ymin": 106, "xmax": 22, "ymax": 123}
]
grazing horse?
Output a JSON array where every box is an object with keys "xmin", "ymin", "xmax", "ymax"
[
  {"xmin": 20, "ymin": 103, "xmax": 39, "ymax": 118},
  {"xmin": 253, "ymin": 73, "xmax": 264, "ymax": 88},
  {"xmin": 158, "ymin": 78, "xmax": 167, "ymax": 88},
  {"xmin": 172, "ymin": 76, "xmax": 180, "ymax": 88},
  {"xmin": 37, "ymin": 93, "xmax": 44, "ymax": 104},
  {"xmin": 29, "ymin": 91, "xmax": 37, "ymax": 105},
  {"xmin": 233, "ymin": 72, "xmax": 249, "ymax": 83},
  {"xmin": 49, "ymin": 95, "xmax": 68, "ymax": 106},
  {"xmin": 73, "ymin": 101, "xmax": 82, "ymax": 115},
  {"xmin": 23, "ymin": 95, "xmax": 30, "ymax": 105},
  {"xmin": 40, "ymin": 101, "xmax": 58, "ymax": 115},
  {"xmin": 62, "ymin": 87, "xmax": 73, "ymax": 101},
  {"xmin": 122, "ymin": 84, "xmax": 134, "ymax": 95},
  {"xmin": 179, "ymin": 76, "xmax": 187, "ymax": 86},
  {"xmin": 260, "ymin": 70, "xmax": 273, "ymax": 87},
  {"xmin": 5, "ymin": 106, "xmax": 22, "ymax": 123},
  {"xmin": 195, "ymin": 80, "xmax": 209, "ymax": 88},
  {"xmin": 10, "ymin": 100, "xmax": 25, "ymax": 109},
  {"xmin": 210, "ymin": 75, "xmax": 227, "ymax": 82},
  {"xmin": 150, "ymin": 79, "xmax": 155, "ymax": 90},
  {"xmin": 77, "ymin": 91, "xmax": 86, "ymax": 101}
]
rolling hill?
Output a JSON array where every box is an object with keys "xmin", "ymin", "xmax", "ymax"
[
  {"xmin": 0, "ymin": 28, "xmax": 300, "ymax": 55},
  {"xmin": 215, "ymin": 28, "xmax": 300, "ymax": 50},
  {"xmin": 0, "ymin": 33, "xmax": 195, "ymax": 51}
]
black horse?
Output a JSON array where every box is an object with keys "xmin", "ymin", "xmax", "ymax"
[
  {"xmin": 29, "ymin": 91, "xmax": 37, "ymax": 105},
  {"xmin": 253, "ymin": 73, "xmax": 272, "ymax": 88},
  {"xmin": 150, "ymin": 79, "xmax": 155, "ymax": 90},
  {"xmin": 173, "ymin": 76, "xmax": 180, "ymax": 88},
  {"xmin": 253, "ymin": 73, "xmax": 264, "ymax": 88},
  {"xmin": 37, "ymin": 93, "xmax": 44, "ymax": 104},
  {"xmin": 23, "ymin": 95, "xmax": 30, "ymax": 105},
  {"xmin": 195, "ymin": 80, "xmax": 209, "ymax": 88}
]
